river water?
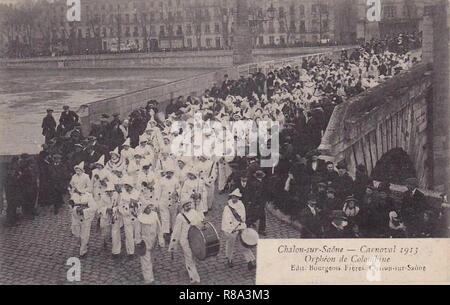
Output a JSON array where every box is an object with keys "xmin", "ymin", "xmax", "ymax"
[{"xmin": 0, "ymin": 68, "xmax": 215, "ymax": 155}]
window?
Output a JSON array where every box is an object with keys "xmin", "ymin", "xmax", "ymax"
[
  {"xmin": 269, "ymin": 36, "xmax": 274, "ymax": 45},
  {"xmin": 299, "ymin": 20, "xmax": 306, "ymax": 33},
  {"xmin": 280, "ymin": 36, "xmax": 285, "ymax": 45},
  {"xmin": 258, "ymin": 36, "xmax": 264, "ymax": 45},
  {"xmin": 186, "ymin": 24, "xmax": 192, "ymax": 35},
  {"xmin": 176, "ymin": 25, "xmax": 183, "ymax": 35},
  {"xmin": 311, "ymin": 4, "xmax": 319, "ymax": 14},
  {"xmin": 160, "ymin": 25, "xmax": 165, "ymax": 36},
  {"xmin": 290, "ymin": 21, "xmax": 296, "ymax": 32},
  {"xmin": 384, "ymin": 6, "xmax": 396, "ymax": 18},
  {"xmin": 214, "ymin": 23, "xmax": 220, "ymax": 34},
  {"xmin": 206, "ymin": 38, "xmax": 212, "ymax": 47},
  {"xmin": 299, "ymin": 5, "xmax": 305, "ymax": 16},
  {"xmin": 133, "ymin": 26, "xmax": 139, "ymax": 37},
  {"xmin": 268, "ymin": 21, "xmax": 275, "ymax": 33},
  {"xmin": 322, "ymin": 20, "xmax": 329, "ymax": 32},
  {"xmin": 125, "ymin": 27, "xmax": 130, "ymax": 37},
  {"xmin": 279, "ymin": 20, "xmax": 285, "ymax": 32},
  {"xmin": 279, "ymin": 7, "xmax": 285, "ymax": 18},
  {"xmin": 102, "ymin": 27, "xmax": 107, "ymax": 38},
  {"xmin": 187, "ymin": 38, "xmax": 192, "ymax": 48},
  {"xmin": 205, "ymin": 24, "xmax": 211, "ymax": 34},
  {"xmin": 215, "ymin": 37, "xmax": 221, "ymax": 48}
]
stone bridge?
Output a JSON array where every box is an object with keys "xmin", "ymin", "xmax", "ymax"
[{"xmin": 319, "ymin": 63, "xmax": 434, "ymax": 189}]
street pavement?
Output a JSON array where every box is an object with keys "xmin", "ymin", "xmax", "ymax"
[{"xmin": 0, "ymin": 192, "xmax": 300, "ymax": 285}]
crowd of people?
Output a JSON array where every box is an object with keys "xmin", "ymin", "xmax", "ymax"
[{"xmin": 3, "ymin": 34, "xmax": 449, "ymax": 284}]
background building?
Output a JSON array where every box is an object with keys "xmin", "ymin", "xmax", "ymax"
[
  {"xmin": 356, "ymin": 0, "xmax": 426, "ymax": 42},
  {"xmin": 0, "ymin": 0, "xmax": 427, "ymax": 57}
]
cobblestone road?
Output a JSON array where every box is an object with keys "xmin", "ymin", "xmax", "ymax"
[{"xmin": 0, "ymin": 192, "xmax": 300, "ymax": 285}]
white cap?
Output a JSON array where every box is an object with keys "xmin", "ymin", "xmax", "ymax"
[{"xmin": 229, "ymin": 189, "xmax": 242, "ymax": 198}]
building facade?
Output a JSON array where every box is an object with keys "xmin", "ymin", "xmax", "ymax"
[
  {"xmin": 0, "ymin": 0, "xmax": 426, "ymax": 56},
  {"xmin": 355, "ymin": 0, "xmax": 426, "ymax": 41}
]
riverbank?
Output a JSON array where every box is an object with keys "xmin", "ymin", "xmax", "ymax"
[{"xmin": 0, "ymin": 46, "xmax": 355, "ymax": 70}]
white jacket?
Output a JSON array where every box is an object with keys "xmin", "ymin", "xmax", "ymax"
[{"xmin": 221, "ymin": 200, "xmax": 247, "ymax": 234}]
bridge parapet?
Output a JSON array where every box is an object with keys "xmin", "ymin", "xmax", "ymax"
[
  {"xmin": 77, "ymin": 46, "xmax": 356, "ymax": 136},
  {"xmin": 319, "ymin": 63, "xmax": 434, "ymax": 189}
]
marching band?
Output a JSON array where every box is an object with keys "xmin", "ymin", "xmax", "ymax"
[{"xmin": 67, "ymin": 125, "xmax": 254, "ymax": 285}]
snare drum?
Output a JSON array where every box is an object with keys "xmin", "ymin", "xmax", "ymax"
[
  {"xmin": 188, "ymin": 222, "xmax": 220, "ymax": 261},
  {"xmin": 240, "ymin": 228, "xmax": 259, "ymax": 248}
]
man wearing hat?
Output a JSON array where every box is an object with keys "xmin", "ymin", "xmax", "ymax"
[
  {"xmin": 323, "ymin": 212, "xmax": 351, "ymax": 239},
  {"xmin": 42, "ymin": 109, "xmax": 57, "ymax": 144},
  {"xmin": 106, "ymin": 148, "xmax": 126, "ymax": 174},
  {"xmin": 120, "ymin": 138, "xmax": 134, "ymax": 164},
  {"xmin": 70, "ymin": 189, "xmax": 98, "ymax": 258},
  {"xmin": 109, "ymin": 113, "xmax": 124, "ymax": 150},
  {"xmin": 155, "ymin": 170, "xmax": 179, "ymax": 244},
  {"xmin": 359, "ymin": 184, "xmax": 382, "ymax": 237},
  {"xmin": 138, "ymin": 202, "xmax": 165, "ymax": 284},
  {"xmin": 114, "ymin": 176, "xmax": 141, "ymax": 258},
  {"xmin": 48, "ymin": 153, "xmax": 70, "ymax": 215},
  {"xmin": 179, "ymin": 167, "xmax": 207, "ymax": 215},
  {"xmin": 97, "ymin": 114, "xmax": 112, "ymax": 150},
  {"xmin": 90, "ymin": 155, "xmax": 106, "ymax": 202},
  {"xmin": 221, "ymin": 189, "xmax": 257, "ymax": 270},
  {"xmin": 299, "ymin": 194, "xmax": 324, "ymax": 238},
  {"xmin": 334, "ymin": 160, "xmax": 354, "ymax": 201},
  {"xmin": 136, "ymin": 162, "xmax": 156, "ymax": 189},
  {"xmin": 69, "ymin": 162, "xmax": 91, "ymax": 196},
  {"xmin": 249, "ymin": 170, "xmax": 268, "ymax": 236},
  {"xmin": 59, "ymin": 105, "xmax": 79, "ymax": 135},
  {"xmin": 401, "ymin": 178, "xmax": 427, "ymax": 229},
  {"xmin": 168, "ymin": 200, "xmax": 204, "ymax": 284},
  {"xmin": 197, "ymin": 156, "xmax": 218, "ymax": 212},
  {"xmin": 99, "ymin": 183, "xmax": 119, "ymax": 250}
]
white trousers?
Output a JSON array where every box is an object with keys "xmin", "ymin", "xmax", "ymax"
[
  {"xmin": 223, "ymin": 231, "xmax": 256, "ymax": 263},
  {"xmin": 140, "ymin": 226, "xmax": 158, "ymax": 284},
  {"xmin": 206, "ymin": 184, "xmax": 215, "ymax": 210},
  {"xmin": 98, "ymin": 213, "xmax": 111, "ymax": 243},
  {"xmin": 71, "ymin": 211, "xmax": 93, "ymax": 256},
  {"xmin": 111, "ymin": 215, "xmax": 141, "ymax": 255},
  {"xmin": 159, "ymin": 203, "xmax": 171, "ymax": 234},
  {"xmin": 180, "ymin": 241, "xmax": 200, "ymax": 283}
]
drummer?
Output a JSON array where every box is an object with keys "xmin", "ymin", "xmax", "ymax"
[
  {"xmin": 168, "ymin": 200, "xmax": 204, "ymax": 285},
  {"xmin": 221, "ymin": 189, "xmax": 257, "ymax": 270}
]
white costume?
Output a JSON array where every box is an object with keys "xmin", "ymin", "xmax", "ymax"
[
  {"xmin": 112, "ymin": 180, "xmax": 141, "ymax": 255},
  {"xmin": 71, "ymin": 192, "xmax": 98, "ymax": 256},
  {"xmin": 221, "ymin": 192, "xmax": 256, "ymax": 264},
  {"xmin": 138, "ymin": 210, "xmax": 164, "ymax": 284},
  {"xmin": 155, "ymin": 175, "xmax": 179, "ymax": 234},
  {"xmin": 169, "ymin": 208, "xmax": 204, "ymax": 284}
]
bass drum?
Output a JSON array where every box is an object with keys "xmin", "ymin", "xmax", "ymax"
[{"xmin": 188, "ymin": 222, "xmax": 220, "ymax": 261}]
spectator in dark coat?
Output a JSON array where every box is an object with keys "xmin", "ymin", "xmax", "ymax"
[
  {"xmin": 58, "ymin": 105, "xmax": 79, "ymax": 135},
  {"xmin": 401, "ymin": 178, "xmax": 427, "ymax": 230},
  {"xmin": 48, "ymin": 154, "xmax": 70, "ymax": 215},
  {"xmin": 334, "ymin": 160, "xmax": 354, "ymax": 201},
  {"xmin": 323, "ymin": 161, "xmax": 339, "ymax": 185},
  {"xmin": 354, "ymin": 164, "xmax": 372, "ymax": 203},
  {"xmin": 249, "ymin": 170, "xmax": 268, "ymax": 236},
  {"xmin": 18, "ymin": 154, "xmax": 38, "ymax": 218},
  {"xmin": 4, "ymin": 157, "xmax": 22, "ymax": 227},
  {"xmin": 299, "ymin": 194, "xmax": 323, "ymax": 238},
  {"xmin": 42, "ymin": 109, "xmax": 57, "ymax": 144}
]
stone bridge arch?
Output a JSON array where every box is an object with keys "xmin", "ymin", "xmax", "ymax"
[
  {"xmin": 319, "ymin": 63, "xmax": 434, "ymax": 188},
  {"xmin": 371, "ymin": 148, "xmax": 416, "ymax": 185}
]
